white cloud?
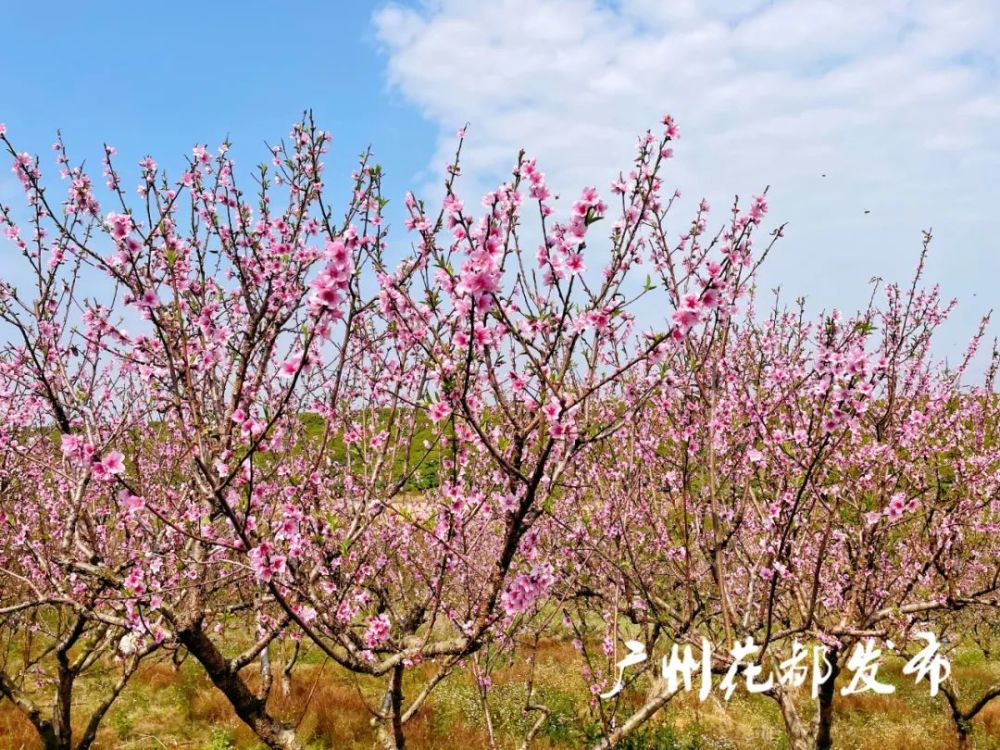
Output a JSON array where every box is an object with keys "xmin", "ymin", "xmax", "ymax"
[{"xmin": 374, "ymin": 0, "xmax": 1000, "ymax": 369}]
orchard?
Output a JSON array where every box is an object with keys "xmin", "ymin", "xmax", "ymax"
[{"xmin": 0, "ymin": 115, "xmax": 997, "ymax": 750}]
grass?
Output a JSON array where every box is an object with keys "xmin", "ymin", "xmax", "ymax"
[{"xmin": 1, "ymin": 642, "xmax": 999, "ymax": 748}]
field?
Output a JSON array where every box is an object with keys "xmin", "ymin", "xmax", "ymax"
[
  {"xmin": 2, "ymin": 639, "xmax": 999, "ymax": 749},
  {"xmin": 2, "ymin": 72, "xmax": 999, "ymax": 750}
]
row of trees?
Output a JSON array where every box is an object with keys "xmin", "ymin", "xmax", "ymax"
[{"xmin": 0, "ymin": 115, "xmax": 997, "ymax": 749}]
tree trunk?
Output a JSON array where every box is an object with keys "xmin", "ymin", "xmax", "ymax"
[
  {"xmin": 772, "ymin": 685, "xmax": 814, "ymax": 750},
  {"xmin": 814, "ymin": 657, "xmax": 840, "ymax": 750},
  {"xmin": 39, "ymin": 722, "xmax": 64, "ymax": 750},
  {"xmin": 1, "ymin": 670, "xmax": 61, "ymax": 750},
  {"xmin": 940, "ymin": 679, "xmax": 1000, "ymax": 750},
  {"xmin": 373, "ymin": 665, "xmax": 406, "ymax": 749},
  {"xmin": 772, "ymin": 655, "xmax": 840, "ymax": 750},
  {"xmin": 177, "ymin": 624, "xmax": 301, "ymax": 750},
  {"xmin": 281, "ymin": 641, "xmax": 300, "ymax": 697},
  {"xmin": 49, "ymin": 663, "xmax": 75, "ymax": 750},
  {"xmin": 77, "ymin": 651, "xmax": 146, "ymax": 750},
  {"xmin": 591, "ymin": 685, "xmax": 680, "ymax": 750}
]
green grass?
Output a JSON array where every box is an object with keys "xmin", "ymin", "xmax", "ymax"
[{"xmin": 2, "ymin": 642, "xmax": 1000, "ymax": 749}]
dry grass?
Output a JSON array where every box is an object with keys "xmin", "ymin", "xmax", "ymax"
[
  {"xmin": 1, "ymin": 643, "xmax": 999, "ymax": 748},
  {"xmin": 0, "ymin": 703, "xmax": 40, "ymax": 750}
]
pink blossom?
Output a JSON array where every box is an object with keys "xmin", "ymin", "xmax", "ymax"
[
  {"xmin": 886, "ymin": 492, "xmax": 908, "ymax": 519},
  {"xmin": 241, "ymin": 418, "xmax": 264, "ymax": 439},
  {"xmin": 427, "ymin": 401, "xmax": 451, "ymax": 423},
  {"xmin": 501, "ymin": 565, "xmax": 555, "ymax": 616},
  {"xmin": 60, "ymin": 434, "xmax": 81, "ymax": 456},
  {"xmin": 364, "ymin": 613, "xmax": 392, "ymax": 648},
  {"xmin": 118, "ymin": 490, "xmax": 145, "ymax": 514},
  {"xmin": 661, "ymin": 114, "xmax": 680, "ymax": 139},
  {"xmin": 279, "ymin": 357, "xmax": 301, "ymax": 378},
  {"xmin": 249, "ymin": 543, "xmax": 286, "ymax": 583},
  {"xmin": 97, "ymin": 451, "xmax": 125, "ymax": 479}
]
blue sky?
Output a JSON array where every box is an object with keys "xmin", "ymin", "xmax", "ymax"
[
  {"xmin": 3, "ymin": 0, "xmax": 999, "ymax": 369},
  {"xmin": 0, "ymin": 2, "xmax": 434, "ymax": 207}
]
